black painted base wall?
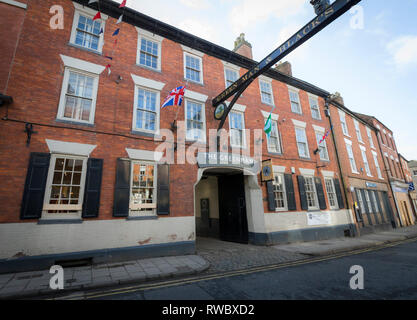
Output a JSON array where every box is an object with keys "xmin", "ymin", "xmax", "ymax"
[
  {"xmin": 249, "ymin": 224, "xmax": 357, "ymax": 246},
  {"xmin": 0, "ymin": 241, "xmax": 196, "ymax": 274}
]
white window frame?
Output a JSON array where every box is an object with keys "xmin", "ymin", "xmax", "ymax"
[
  {"xmin": 324, "ymin": 178, "xmax": 339, "ymax": 210},
  {"xmin": 366, "ymin": 127, "xmax": 375, "ymax": 149},
  {"xmin": 272, "ymin": 172, "xmax": 288, "ymax": 212},
  {"xmin": 259, "ymin": 77, "xmax": 274, "ymax": 106},
  {"xmin": 345, "ymin": 139, "xmax": 359, "ymax": 174},
  {"xmin": 293, "ymin": 121, "xmax": 310, "ymax": 159},
  {"xmin": 288, "ymin": 86, "xmax": 302, "ymax": 115},
  {"xmin": 304, "ymin": 176, "xmax": 319, "ymax": 210},
  {"xmin": 129, "ymin": 160, "xmax": 157, "ymax": 217},
  {"xmin": 357, "ymin": 189, "xmax": 366, "ymax": 213},
  {"xmin": 354, "ymin": 120, "xmax": 363, "ymax": 143},
  {"xmin": 309, "ymin": 94, "xmax": 321, "ymax": 120},
  {"xmin": 131, "ymin": 74, "xmax": 165, "ymax": 135},
  {"xmin": 360, "ymin": 146, "xmax": 372, "ymax": 177},
  {"xmin": 229, "ymin": 109, "xmax": 247, "ymax": 149},
  {"xmin": 370, "ymin": 191, "xmax": 379, "ymax": 213},
  {"xmin": 223, "ymin": 63, "xmax": 240, "ymax": 89},
  {"xmin": 184, "ymin": 98, "xmax": 207, "ymax": 143},
  {"xmin": 183, "ymin": 48, "xmax": 204, "ymax": 85},
  {"xmin": 136, "ymin": 27, "xmax": 163, "ymax": 72},
  {"xmin": 42, "ymin": 154, "xmax": 88, "ymax": 220},
  {"xmin": 70, "ymin": 3, "xmax": 107, "ymax": 53},
  {"xmin": 57, "ymin": 55, "xmax": 104, "ymax": 125},
  {"xmin": 339, "ymin": 110, "xmax": 349, "ymax": 136},
  {"xmin": 372, "ymin": 151, "xmax": 383, "ymax": 180},
  {"xmin": 364, "ymin": 190, "xmax": 373, "ymax": 213},
  {"xmin": 262, "ymin": 111, "xmax": 281, "ymax": 154},
  {"xmin": 314, "ymin": 127, "xmax": 329, "ymax": 161}
]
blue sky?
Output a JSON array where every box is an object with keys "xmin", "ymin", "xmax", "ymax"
[{"xmin": 116, "ymin": 0, "xmax": 417, "ymax": 160}]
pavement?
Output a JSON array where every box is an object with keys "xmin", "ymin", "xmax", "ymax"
[{"xmin": 1, "ymin": 224, "xmax": 416, "ymax": 300}]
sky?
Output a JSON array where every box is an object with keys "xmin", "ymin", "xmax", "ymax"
[{"xmin": 115, "ymin": 0, "xmax": 417, "ymax": 160}]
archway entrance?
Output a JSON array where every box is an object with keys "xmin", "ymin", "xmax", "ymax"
[{"xmin": 195, "ymin": 168, "xmax": 249, "ymax": 244}]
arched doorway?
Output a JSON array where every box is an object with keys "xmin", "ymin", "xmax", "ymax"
[{"xmin": 194, "ymin": 167, "xmax": 266, "ymax": 245}]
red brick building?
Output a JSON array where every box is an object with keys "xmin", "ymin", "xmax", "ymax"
[
  {"xmin": 355, "ymin": 114, "xmax": 416, "ymax": 227},
  {"xmin": 0, "ymin": 0, "xmax": 407, "ymax": 272},
  {"xmin": 328, "ymin": 96, "xmax": 397, "ymax": 235}
]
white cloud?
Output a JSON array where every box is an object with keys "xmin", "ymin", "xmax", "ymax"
[
  {"xmin": 230, "ymin": 0, "xmax": 306, "ymax": 34},
  {"xmin": 387, "ymin": 35, "xmax": 417, "ymax": 67},
  {"xmin": 177, "ymin": 19, "xmax": 216, "ymax": 42},
  {"xmin": 179, "ymin": 0, "xmax": 210, "ymax": 9}
]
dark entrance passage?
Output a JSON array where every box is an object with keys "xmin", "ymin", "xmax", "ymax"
[{"xmin": 218, "ymin": 173, "xmax": 248, "ymax": 244}]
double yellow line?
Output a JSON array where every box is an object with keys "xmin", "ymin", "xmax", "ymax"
[{"xmin": 52, "ymin": 237, "xmax": 417, "ymax": 300}]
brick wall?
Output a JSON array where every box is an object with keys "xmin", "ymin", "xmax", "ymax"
[{"xmin": 0, "ymin": 0, "xmax": 352, "ymax": 225}]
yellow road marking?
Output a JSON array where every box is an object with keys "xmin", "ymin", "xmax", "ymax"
[{"xmin": 52, "ymin": 237, "xmax": 417, "ymax": 300}]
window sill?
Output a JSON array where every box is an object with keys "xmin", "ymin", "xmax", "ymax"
[
  {"xmin": 183, "ymin": 78, "xmax": 204, "ymax": 87},
  {"xmin": 38, "ymin": 219, "xmax": 83, "ymax": 225},
  {"xmin": 135, "ymin": 63, "xmax": 162, "ymax": 73},
  {"xmin": 292, "ymin": 111, "xmax": 303, "ymax": 116},
  {"xmin": 55, "ymin": 118, "xmax": 95, "ymax": 128},
  {"xmin": 268, "ymin": 151, "xmax": 283, "ymax": 156},
  {"xmin": 131, "ymin": 130, "xmax": 161, "ymax": 139},
  {"xmin": 126, "ymin": 216, "xmax": 158, "ymax": 221},
  {"xmin": 67, "ymin": 42, "xmax": 103, "ymax": 56}
]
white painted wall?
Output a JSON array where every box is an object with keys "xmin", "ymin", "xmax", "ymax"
[
  {"xmin": 0, "ymin": 216, "xmax": 195, "ymax": 259},
  {"xmin": 264, "ymin": 209, "xmax": 353, "ymax": 234}
]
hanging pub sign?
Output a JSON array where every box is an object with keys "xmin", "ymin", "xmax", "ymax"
[{"xmin": 261, "ymin": 159, "xmax": 274, "ymax": 182}]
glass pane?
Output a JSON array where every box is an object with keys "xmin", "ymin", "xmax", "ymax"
[
  {"xmin": 55, "ymin": 158, "xmax": 65, "ymax": 171},
  {"xmin": 51, "ymin": 186, "xmax": 60, "ymax": 199},
  {"xmin": 72, "ymin": 172, "xmax": 81, "ymax": 185},
  {"xmin": 62, "ymin": 172, "xmax": 72, "ymax": 185},
  {"xmin": 53, "ymin": 172, "xmax": 62, "ymax": 185}
]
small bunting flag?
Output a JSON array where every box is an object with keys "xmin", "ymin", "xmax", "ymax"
[
  {"xmin": 112, "ymin": 28, "xmax": 120, "ymax": 36},
  {"xmin": 119, "ymin": 0, "xmax": 127, "ymax": 8},
  {"xmin": 92, "ymin": 11, "xmax": 101, "ymax": 21},
  {"xmin": 105, "ymin": 56, "xmax": 113, "ymax": 60},
  {"xmin": 104, "ymin": 64, "xmax": 111, "ymax": 75},
  {"xmin": 116, "ymin": 14, "xmax": 123, "ymax": 24},
  {"xmin": 99, "ymin": 27, "xmax": 103, "ymax": 35},
  {"xmin": 89, "ymin": 0, "xmax": 99, "ymax": 3}
]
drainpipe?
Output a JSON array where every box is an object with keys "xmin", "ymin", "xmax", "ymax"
[
  {"xmin": 325, "ymin": 98, "xmax": 355, "ymax": 236},
  {"xmin": 375, "ymin": 128, "xmax": 401, "ymax": 228}
]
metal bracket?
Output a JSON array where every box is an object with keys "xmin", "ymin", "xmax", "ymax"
[{"xmin": 24, "ymin": 123, "xmax": 37, "ymax": 146}]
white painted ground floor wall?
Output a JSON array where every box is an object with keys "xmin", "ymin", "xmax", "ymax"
[
  {"xmin": 0, "ymin": 216, "xmax": 195, "ymax": 259},
  {"xmin": 264, "ymin": 209, "xmax": 353, "ymax": 234}
]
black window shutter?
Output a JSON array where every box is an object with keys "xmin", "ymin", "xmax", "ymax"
[
  {"xmin": 333, "ymin": 178, "xmax": 345, "ymax": 209},
  {"xmin": 157, "ymin": 164, "xmax": 170, "ymax": 215},
  {"xmin": 354, "ymin": 188, "xmax": 364, "ymax": 222},
  {"xmin": 284, "ymin": 174, "xmax": 296, "ymax": 211},
  {"xmin": 113, "ymin": 158, "xmax": 131, "ymax": 217},
  {"xmin": 315, "ymin": 177, "xmax": 327, "ymax": 210},
  {"xmin": 297, "ymin": 176, "xmax": 308, "ymax": 211},
  {"xmin": 82, "ymin": 158, "xmax": 103, "ymax": 218},
  {"xmin": 21, "ymin": 153, "xmax": 51, "ymax": 219},
  {"xmin": 266, "ymin": 180, "xmax": 275, "ymax": 212}
]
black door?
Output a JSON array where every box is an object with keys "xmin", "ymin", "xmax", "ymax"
[{"xmin": 218, "ymin": 173, "xmax": 248, "ymax": 244}]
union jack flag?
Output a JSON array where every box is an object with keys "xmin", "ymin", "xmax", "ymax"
[{"xmin": 161, "ymin": 86, "xmax": 186, "ymax": 109}]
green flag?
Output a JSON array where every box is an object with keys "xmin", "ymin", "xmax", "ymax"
[{"xmin": 264, "ymin": 114, "xmax": 272, "ymax": 138}]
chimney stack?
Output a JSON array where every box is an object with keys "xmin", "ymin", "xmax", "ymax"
[
  {"xmin": 233, "ymin": 33, "xmax": 253, "ymax": 60},
  {"xmin": 275, "ymin": 61, "xmax": 292, "ymax": 77},
  {"xmin": 331, "ymin": 92, "xmax": 344, "ymax": 105}
]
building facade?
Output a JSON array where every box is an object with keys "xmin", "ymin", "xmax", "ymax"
[
  {"xmin": 328, "ymin": 97, "xmax": 396, "ymax": 235},
  {"xmin": 356, "ymin": 114, "xmax": 416, "ymax": 227},
  {"xmin": 0, "ymin": 0, "xmax": 411, "ymax": 273}
]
